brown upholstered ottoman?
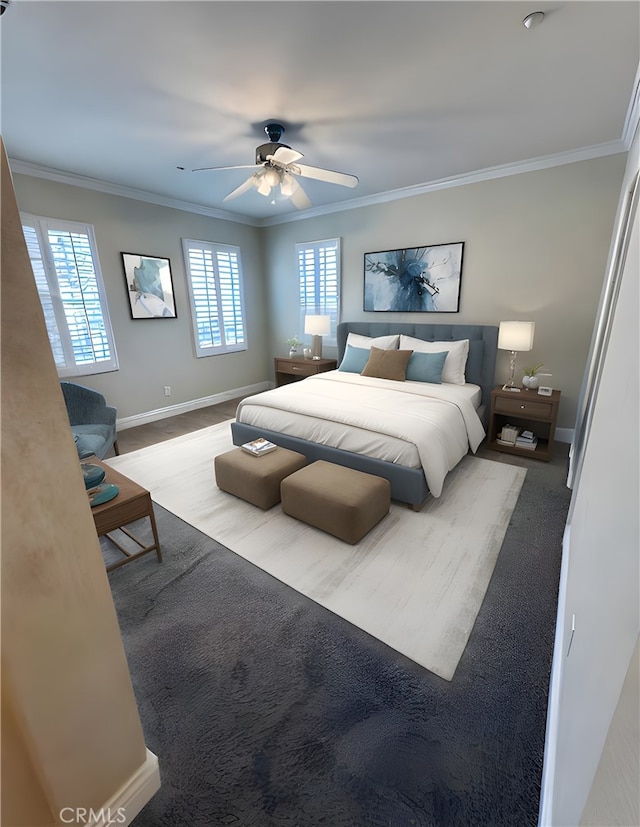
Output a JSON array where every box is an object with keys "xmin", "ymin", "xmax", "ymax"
[
  {"xmin": 214, "ymin": 447, "xmax": 307, "ymax": 510},
  {"xmin": 281, "ymin": 460, "xmax": 391, "ymax": 544}
]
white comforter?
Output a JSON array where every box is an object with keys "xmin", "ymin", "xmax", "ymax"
[{"xmin": 236, "ymin": 371, "xmax": 486, "ymax": 497}]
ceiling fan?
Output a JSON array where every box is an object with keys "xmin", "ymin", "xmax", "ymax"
[{"xmin": 192, "ymin": 123, "xmax": 358, "ymax": 209}]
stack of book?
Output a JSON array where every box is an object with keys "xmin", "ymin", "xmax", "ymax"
[
  {"xmin": 241, "ymin": 437, "xmax": 277, "ymax": 457},
  {"xmin": 497, "ymin": 424, "xmax": 519, "ymax": 445},
  {"xmin": 515, "ymin": 430, "xmax": 538, "ymax": 450}
]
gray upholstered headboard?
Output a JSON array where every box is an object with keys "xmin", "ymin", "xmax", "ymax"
[{"xmin": 337, "ymin": 322, "xmax": 498, "ymax": 418}]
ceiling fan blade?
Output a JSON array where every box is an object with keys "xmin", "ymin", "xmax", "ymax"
[
  {"xmin": 223, "ymin": 174, "xmax": 260, "ymax": 202},
  {"xmin": 288, "ymin": 179, "xmax": 312, "ymax": 210},
  {"xmin": 268, "ymin": 146, "xmax": 304, "ymax": 167},
  {"xmin": 192, "ymin": 163, "xmax": 261, "ymax": 173},
  {"xmin": 293, "ymin": 163, "xmax": 359, "ymax": 188}
]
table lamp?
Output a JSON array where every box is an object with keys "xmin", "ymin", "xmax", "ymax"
[
  {"xmin": 304, "ymin": 315, "xmax": 331, "ymax": 360},
  {"xmin": 498, "ymin": 321, "xmax": 535, "ymax": 391}
]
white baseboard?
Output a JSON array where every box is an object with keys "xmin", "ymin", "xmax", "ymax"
[
  {"xmin": 82, "ymin": 748, "xmax": 160, "ymax": 825},
  {"xmin": 556, "ymin": 427, "xmax": 574, "ymax": 444},
  {"xmin": 116, "ymin": 381, "xmax": 270, "ymax": 431}
]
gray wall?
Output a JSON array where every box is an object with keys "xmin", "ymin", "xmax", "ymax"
[
  {"xmin": 263, "ymin": 154, "xmax": 626, "ymax": 431},
  {"xmin": 14, "ymin": 153, "xmax": 625, "ymax": 431},
  {"xmin": 13, "ymin": 174, "xmax": 268, "ymax": 419}
]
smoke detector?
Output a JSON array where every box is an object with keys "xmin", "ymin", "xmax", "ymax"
[{"xmin": 523, "ymin": 11, "xmax": 545, "ymax": 29}]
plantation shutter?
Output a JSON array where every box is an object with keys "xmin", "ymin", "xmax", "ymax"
[
  {"xmin": 182, "ymin": 239, "xmax": 246, "ymax": 356},
  {"xmin": 296, "ymin": 238, "xmax": 340, "ymax": 346},
  {"xmin": 21, "ymin": 214, "xmax": 118, "ymax": 377}
]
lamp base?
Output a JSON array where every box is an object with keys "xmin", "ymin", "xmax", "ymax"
[
  {"xmin": 502, "ymin": 350, "xmax": 520, "ymax": 392},
  {"xmin": 310, "ymin": 335, "xmax": 323, "ymax": 360}
]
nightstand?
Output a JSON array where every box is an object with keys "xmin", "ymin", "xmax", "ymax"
[
  {"xmin": 274, "ymin": 356, "xmax": 337, "ymax": 387},
  {"xmin": 487, "ymin": 386, "xmax": 561, "ymax": 461}
]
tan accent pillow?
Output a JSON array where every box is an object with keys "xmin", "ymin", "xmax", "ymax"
[{"xmin": 361, "ymin": 346, "xmax": 413, "ymax": 381}]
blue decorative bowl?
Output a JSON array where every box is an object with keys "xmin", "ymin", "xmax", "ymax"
[
  {"xmin": 81, "ymin": 463, "xmax": 106, "ymax": 489},
  {"xmin": 88, "ymin": 483, "xmax": 119, "ymax": 507}
]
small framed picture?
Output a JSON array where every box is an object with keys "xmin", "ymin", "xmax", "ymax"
[
  {"xmin": 538, "ymin": 386, "xmax": 553, "ymax": 396},
  {"xmin": 121, "ymin": 252, "xmax": 177, "ymax": 319}
]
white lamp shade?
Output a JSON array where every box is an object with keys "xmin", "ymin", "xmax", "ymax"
[
  {"xmin": 304, "ymin": 315, "xmax": 331, "ymax": 336},
  {"xmin": 498, "ymin": 321, "xmax": 535, "ymax": 352}
]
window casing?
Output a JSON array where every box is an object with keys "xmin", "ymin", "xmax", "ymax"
[
  {"xmin": 182, "ymin": 238, "xmax": 247, "ymax": 357},
  {"xmin": 21, "ymin": 213, "xmax": 118, "ymax": 377},
  {"xmin": 296, "ymin": 238, "xmax": 340, "ymax": 346}
]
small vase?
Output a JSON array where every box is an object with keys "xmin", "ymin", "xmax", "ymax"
[
  {"xmin": 522, "ymin": 375, "xmax": 540, "ymax": 390},
  {"xmin": 289, "ymin": 347, "xmax": 298, "ymax": 358}
]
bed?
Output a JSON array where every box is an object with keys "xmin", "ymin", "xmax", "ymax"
[{"xmin": 231, "ymin": 322, "xmax": 498, "ymax": 508}]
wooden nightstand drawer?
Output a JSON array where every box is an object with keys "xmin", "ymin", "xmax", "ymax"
[
  {"xmin": 494, "ymin": 395, "xmax": 553, "ymax": 418},
  {"xmin": 275, "ymin": 359, "xmax": 317, "ymax": 376}
]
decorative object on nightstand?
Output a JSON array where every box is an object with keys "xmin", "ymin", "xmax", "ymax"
[
  {"xmin": 487, "ymin": 385, "xmax": 561, "ymax": 461},
  {"xmin": 286, "ymin": 336, "xmax": 301, "ymax": 358},
  {"xmin": 497, "ymin": 321, "xmax": 535, "ymax": 391},
  {"xmin": 521, "ymin": 362, "xmax": 545, "ymax": 390},
  {"xmin": 304, "ymin": 314, "xmax": 331, "ymax": 359}
]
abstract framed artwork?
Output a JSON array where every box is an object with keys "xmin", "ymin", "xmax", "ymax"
[
  {"xmin": 364, "ymin": 242, "xmax": 464, "ymax": 312},
  {"xmin": 121, "ymin": 252, "xmax": 177, "ymax": 319}
]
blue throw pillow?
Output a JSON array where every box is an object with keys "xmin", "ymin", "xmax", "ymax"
[
  {"xmin": 338, "ymin": 344, "xmax": 371, "ymax": 373},
  {"xmin": 405, "ymin": 350, "xmax": 448, "ymax": 384}
]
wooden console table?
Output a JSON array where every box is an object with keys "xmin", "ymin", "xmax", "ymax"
[{"xmin": 86, "ymin": 457, "xmax": 162, "ymax": 572}]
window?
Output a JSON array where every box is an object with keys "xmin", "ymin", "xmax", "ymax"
[
  {"xmin": 295, "ymin": 238, "xmax": 340, "ymax": 346},
  {"xmin": 182, "ymin": 238, "xmax": 246, "ymax": 357},
  {"xmin": 21, "ymin": 213, "xmax": 118, "ymax": 377}
]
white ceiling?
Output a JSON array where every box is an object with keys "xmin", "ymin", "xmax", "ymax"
[{"xmin": 2, "ymin": 1, "xmax": 638, "ymax": 224}]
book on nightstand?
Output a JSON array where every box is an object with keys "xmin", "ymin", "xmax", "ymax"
[
  {"xmin": 497, "ymin": 424, "xmax": 519, "ymax": 445},
  {"xmin": 241, "ymin": 437, "xmax": 277, "ymax": 457},
  {"xmin": 515, "ymin": 431, "xmax": 538, "ymax": 450}
]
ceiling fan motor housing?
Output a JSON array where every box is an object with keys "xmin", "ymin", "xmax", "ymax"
[
  {"xmin": 255, "ymin": 142, "xmax": 291, "ymax": 164},
  {"xmin": 256, "ymin": 122, "xmax": 290, "ymax": 163}
]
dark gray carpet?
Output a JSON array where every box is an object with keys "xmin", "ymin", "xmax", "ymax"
[{"xmin": 107, "ymin": 448, "xmax": 571, "ymax": 827}]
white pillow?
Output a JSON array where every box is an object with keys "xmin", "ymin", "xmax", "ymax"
[
  {"xmin": 399, "ymin": 335, "xmax": 469, "ymax": 385},
  {"xmin": 347, "ymin": 332, "xmax": 399, "ymax": 350}
]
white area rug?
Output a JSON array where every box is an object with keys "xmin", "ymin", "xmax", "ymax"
[{"xmin": 108, "ymin": 421, "xmax": 526, "ymax": 680}]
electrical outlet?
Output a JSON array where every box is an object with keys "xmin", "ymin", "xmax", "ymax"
[{"xmin": 164, "ymin": 386, "xmax": 171, "ymax": 397}]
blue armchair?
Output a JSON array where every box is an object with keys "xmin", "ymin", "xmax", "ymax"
[{"xmin": 61, "ymin": 381, "xmax": 120, "ymax": 460}]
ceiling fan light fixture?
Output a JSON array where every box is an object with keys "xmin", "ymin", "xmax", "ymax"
[
  {"xmin": 280, "ymin": 172, "xmax": 296, "ymax": 197},
  {"xmin": 256, "ymin": 175, "xmax": 273, "ymax": 197},
  {"xmin": 263, "ymin": 166, "xmax": 281, "ymax": 188},
  {"xmin": 522, "ymin": 11, "xmax": 544, "ymax": 29}
]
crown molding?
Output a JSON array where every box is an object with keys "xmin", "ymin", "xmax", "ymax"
[
  {"xmin": 8, "ymin": 159, "xmax": 261, "ymax": 227},
  {"xmin": 10, "ymin": 139, "xmax": 628, "ymax": 229},
  {"xmin": 260, "ymin": 140, "xmax": 628, "ymax": 226}
]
